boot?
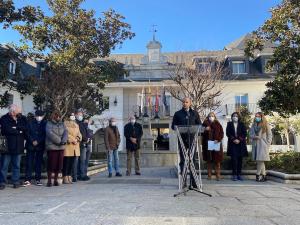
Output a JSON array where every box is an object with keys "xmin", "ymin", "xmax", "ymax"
[
  {"xmin": 260, "ymin": 175, "xmax": 267, "ymax": 182},
  {"xmin": 256, "ymin": 175, "xmax": 260, "ymax": 182},
  {"xmin": 216, "ymin": 163, "xmax": 222, "ymax": 181},
  {"xmin": 63, "ymin": 176, "xmax": 69, "ymax": 184},
  {"xmin": 68, "ymin": 176, "xmax": 73, "ymax": 184},
  {"xmin": 47, "ymin": 172, "xmax": 52, "ymax": 187},
  {"xmin": 207, "ymin": 162, "xmax": 212, "ymax": 180}
]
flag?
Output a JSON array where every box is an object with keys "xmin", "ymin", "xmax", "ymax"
[
  {"xmin": 147, "ymin": 84, "xmax": 152, "ymax": 109},
  {"xmin": 163, "ymin": 87, "xmax": 168, "ymax": 109},
  {"xmin": 155, "ymin": 87, "xmax": 159, "ymax": 113},
  {"xmin": 140, "ymin": 86, "xmax": 145, "ymax": 114}
]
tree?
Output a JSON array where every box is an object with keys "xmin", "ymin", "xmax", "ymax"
[
  {"xmin": 245, "ymin": 0, "xmax": 300, "ymax": 117},
  {"xmin": 1, "ymin": 0, "xmax": 134, "ymax": 117},
  {"xmin": 166, "ymin": 61, "xmax": 227, "ymax": 119}
]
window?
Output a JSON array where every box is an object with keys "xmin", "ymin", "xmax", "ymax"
[
  {"xmin": 7, "ymin": 93, "xmax": 14, "ymax": 105},
  {"xmin": 232, "ymin": 61, "xmax": 246, "ymax": 74},
  {"xmin": 197, "ymin": 62, "xmax": 210, "ymax": 72},
  {"xmin": 235, "ymin": 94, "xmax": 248, "ymax": 109},
  {"xmin": 8, "ymin": 60, "xmax": 16, "ymax": 75}
]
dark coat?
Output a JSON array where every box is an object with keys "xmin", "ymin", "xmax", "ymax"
[
  {"xmin": 76, "ymin": 120, "xmax": 88, "ymax": 143},
  {"xmin": 226, "ymin": 121, "xmax": 248, "ymax": 158},
  {"xmin": 124, "ymin": 122, "xmax": 143, "ymax": 151},
  {"xmin": 202, "ymin": 119, "xmax": 224, "ymax": 163},
  {"xmin": 171, "ymin": 108, "xmax": 201, "ymax": 130},
  {"xmin": 0, "ymin": 113, "xmax": 28, "ymax": 154},
  {"xmin": 26, "ymin": 119, "xmax": 47, "ymax": 151}
]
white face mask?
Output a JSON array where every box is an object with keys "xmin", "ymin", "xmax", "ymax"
[
  {"xmin": 130, "ymin": 120, "xmax": 136, "ymax": 124},
  {"xmin": 76, "ymin": 115, "xmax": 83, "ymax": 121},
  {"xmin": 36, "ymin": 116, "xmax": 43, "ymax": 122},
  {"xmin": 70, "ymin": 115, "xmax": 76, "ymax": 121},
  {"xmin": 232, "ymin": 117, "xmax": 239, "ymax": 122},
  {"xmin": 209, "ymin": 116, "xmax": 215, "ymax": 122},
  {"xmin": 111, "ymin": 122, "xmax": 117, "ymax": 126}
]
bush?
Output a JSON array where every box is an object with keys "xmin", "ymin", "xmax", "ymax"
[{"xmin": 267, "ymin": 151, "xmax": 300, "ymax": 174}]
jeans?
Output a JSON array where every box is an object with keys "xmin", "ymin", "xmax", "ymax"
[
  {"xmin": 107, "ymin": 149, "xmax": 120, "ymax": 174},
  {"xmin": 0, "ymin": 154, "xmax": 22, "ymax": 185},
  {"xmin": 84, "ymin": 144, "xmax": 91, "ymax": 176},
  {"xmin": 25, "ymin": 150, "xmax": 44, "ymax": 181},
  {"xmin": 78, "ymin": 145, "xmax": 87, "ymax": 178}
]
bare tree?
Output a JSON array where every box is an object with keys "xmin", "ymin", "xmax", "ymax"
[{"xmin": 167, "ymin": 60, "xmax": 228, "ymax": 119}]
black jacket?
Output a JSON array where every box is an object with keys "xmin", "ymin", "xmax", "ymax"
[
  {"xmin": 25, "ymin": 119, "xmax": 47, "ymax": 151},
  {"xmin": 124, "ymin": 122, "xmax": 143, "ymax": 151},
  {"xmin": 226, "ymin": 121, "xmax": 248, "ymax": 158},
  {"xmin": 171, "ymin": 108, "xmax": 201, "ymax": 130},
  {"xmin": 0, "ymin": 113, "xmax": 28, "ymax": 154},
  {"xmin": 76, "ymin": 119, "xmax": 88, "ymax": 143}
]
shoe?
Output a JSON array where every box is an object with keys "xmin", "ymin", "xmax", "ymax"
[
  {"xmin": 13, "ymin": 184, "xmax": 20, "ymax": 189},
  {"xmin": 237, "ymin": 175, "xmax": 243, "ymax": 181},
  {"xmin": 108, "ymin": 173, "xmax": 112, "ymax": 178},
  {"xmin": 260, "ymin": 175, "xmax": 267, "ymax": 182},
  {"xmin": 256, "ymin": 175, "xmax": 260, "ymax": 182},
  {"xmin": 35, "ymin": 180, "xmax": 43, "ymax": 186},
  {"xmin": 46, "ymin": 182, "xmax": 52, "ymax": 187},
  {"xmin": 53, "ymin": 181, "xmax": 59, "ymax": 186},
  {"xmin": 126, "ymin": 171, "xmax": 130, "ymax": 176},
  {"xmin": 232, "ymin": 175, "xmax": 237, "ymax": 181},
  {"xmin": 135, "ymin": 172, "xmax": 141, "ymax": 176},
  {"xmin": 81, "ymin": 176, "xmax": 90, "ymax": 181},
  {"xmin": 72, "ymin": 177, "xmax": 77, "ymax": 182},
  {"xmin": 63, "ymin": 176, "xmax": 69, "ymax": 184},
  {"xmin": 22, "ymin": 180, "xmax": 31, "ymax": 187},
  {"xmin": 0, "ymin": 184, "xmax": 5, "ymax": 190},
  {"xmin": 116, "ymin": 172, "xmax": 122, "ymax": 177},
  {"xmin": 67, "ymin": 176, "xmax": 73, "ymax": 184}
]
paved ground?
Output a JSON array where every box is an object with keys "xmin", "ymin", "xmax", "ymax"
[{"xmin": 0, "ymin": 167, "xmax": 300, "ymax": 225}]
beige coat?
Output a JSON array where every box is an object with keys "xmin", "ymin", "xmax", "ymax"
[
  {"xmin": 104, "ymin": 126, "xmax": 120, "ymax": 151},
  {"xmin": 64, "ymin": 121, "xmax": 82, "ymax": 157},
  {"xmin": 250, "ymin": 124, "xmax": 272, "ymax": 161}
]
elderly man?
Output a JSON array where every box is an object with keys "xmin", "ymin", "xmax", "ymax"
[
  {"xmin": 171, "ymin": 97, "xmax": 201, "ymax": 187},
  {"xmin": 0, "ymin": 104, "xmax": 28, "ymax": 189},
  {"xmin": 124, "ymin": 115, "xmax": 143, "ymax": 176},
  {"xmin": 104, "ymin": 117, "xmax": 122, "ymax": 177}
]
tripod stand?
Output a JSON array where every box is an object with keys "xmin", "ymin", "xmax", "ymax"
[{"xmin": 174, "ymin": 125, "xmax": 212, "ymax": 197}]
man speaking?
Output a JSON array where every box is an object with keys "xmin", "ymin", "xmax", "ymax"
[{"xmin": 171, "ymin": 97, "xmax": 201, "ymax": 187}]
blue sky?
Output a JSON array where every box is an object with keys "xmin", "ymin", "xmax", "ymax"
[{"xmin": 0, "ymin": 0, "xmax": 281, "ymax": 54}]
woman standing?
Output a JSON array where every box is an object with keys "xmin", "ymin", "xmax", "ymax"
[
  {"xmin": 250, "ymin": 112, "xmax": 272, "ymax": 182},
  {"xmin": 63, "ymin": 113, "xmax": 82, "ymax": 184},
  {"xmin": 226, "ymin": 112, "xmax": 248, "ymax": 181},
  {"xmin": 45, "ymin": 111, "xmax": 68, "ymax": 187},
  {"xmin": 202, "ymin": 112, "xmax": 224, "ymax": 181}
]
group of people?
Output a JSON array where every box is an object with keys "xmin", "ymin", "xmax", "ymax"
[
  {"xmin": 0, "ymin": 104, "xmax": 93, "ymax": 190},
  {"xmin": 172, "ymin": 97, "xmax": 273, "ymax": 184}
]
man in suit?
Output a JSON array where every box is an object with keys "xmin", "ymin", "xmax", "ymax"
[{"xmin": 171, "ymin": 97, "xmax": 201, "ymax": 187}]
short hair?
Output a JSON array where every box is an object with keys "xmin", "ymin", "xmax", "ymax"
[
  {"xmin": 8, "ymin": 104, "xmax": 20, "ymax": 113},
  {"xmin": 50, "ymin": 110, "xmax": 61, "ymax": 120}
]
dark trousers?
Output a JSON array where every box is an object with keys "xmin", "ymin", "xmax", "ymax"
[
  {"xmin": 62, "ymin": 156, "xmax": 75, "ymax": 176},
  {"xmin": 25, "ymin": 150, "xmax": 44, "ymax": 181},
  {"xmin": 126, "ymin": 149, "xmax": 140, "ymax": 174},
  {"xmin": 231, "ymin": 156, "xmax": 243, "ymax": 176},
  {"xmin": 47, "ymin": 150, "xmax": 64, "ymax": 181}
]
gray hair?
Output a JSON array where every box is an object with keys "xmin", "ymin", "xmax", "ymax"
[{"xmin": 8, "ymin": 104, "xmax": 21, "ymax": 113}]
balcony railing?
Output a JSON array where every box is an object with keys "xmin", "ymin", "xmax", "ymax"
[{"xmin": 133, "ymin": 105, "xmax": 171, "ymax": 119}]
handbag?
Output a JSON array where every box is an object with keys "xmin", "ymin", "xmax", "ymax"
[{"xmin": 0, "ymin": 135, "xmax": 8, "ymax": 154}]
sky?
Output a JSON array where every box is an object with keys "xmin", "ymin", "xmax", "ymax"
[{"xmin": 0, "ymin": 0, "xmax": 281, "ymax": 54}]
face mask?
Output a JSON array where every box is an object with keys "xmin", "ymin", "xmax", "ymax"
[
  {"xmin": 111, "ymin": 122, "xmax": 117, "ymax": 126},
  {"xmin": 55, "ymin": 118, "xmax": 61, "ymax": 122},
  {"xmin": 76, "ymin": 115, "xmax": 83, "ymax": 121},
  {"xmin": 255, "ymin": 117, "xmax": 262, "ymax": 123},
  {"xmin": 70, "ymin": 115, "xmax": 76, "ymax": 121},
  {"xmin": 232, "ymin": 117, "xmax": 238, "ymax": 122},
  {"xmin": 36, "ymin": 116, "xmax": 43, "ymax": 122},
  {"xmin": 209, "ymin": 116, "xmax": 215, "ymax": 122},
  {"xmin": 130, "ymin": 120, "xmax": 136, "ymax": 124}
]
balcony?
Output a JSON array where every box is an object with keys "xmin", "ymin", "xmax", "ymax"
[{"xmin": 133, "ymin": 105, "xmax": 171, "ymax": 120}]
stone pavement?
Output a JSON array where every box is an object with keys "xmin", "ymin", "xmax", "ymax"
[{"xmin": 0, "ymin": 167, "xmax": 300, "ymax": 225}]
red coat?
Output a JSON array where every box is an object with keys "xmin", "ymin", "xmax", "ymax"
[{"xmin": 202, "ymin": 120, "xmax": 224, "ymax": 163}]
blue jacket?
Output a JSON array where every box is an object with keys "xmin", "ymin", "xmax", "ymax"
[{"xmin": 26, "ymin": 119, "xmax": 47, "ymax": 151}]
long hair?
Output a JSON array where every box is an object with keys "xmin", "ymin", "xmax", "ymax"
[
  {"xmin": 50, "ymin": 110, "xmax": 61, "ymax": 121},
  {"xmin": 253, "ymin": 112, "xmax": 268, "ymax": 133},
  {"xmin": 204, "ymin": 111, "xmax": 219, "ymax": 123},
  {"xmin": 231, "ymin": 112, "xmax": 240, "ymax": 122}
]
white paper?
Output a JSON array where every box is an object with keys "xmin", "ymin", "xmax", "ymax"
[{"xmin": 208, "ymin": 141, "xmax": 220, "ymax": 151}]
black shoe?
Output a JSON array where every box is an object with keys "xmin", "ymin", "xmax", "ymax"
[
  {"xmin": 135, "ymin": 172, "xmax": 141, "ymax": 176},
  {"xmin": 0, "ymin": 184, "xmax": 6, "ymax": 190},
  {"xmin": 256, "ymin": 175, "xmax": 261, "ymax": 182},
  {"xmin": 47, "ymin": 182, "xmax": 52, "ymax": 187},
  {"xmin": 126, "ymin": 171, "xmax": 130, "ymax": 176},
  {"xmin": 53, "ymin": 181, "xmax": 59, "ymax": 186},
  {"xmin": 108, "ymin": 173, "xmax": 112, "ymax": 178},
  {"xmin": 260, "ymin": 175, "xmax": 267, "ymax": 182},
  {"xmin": 81, "ymin": 176, "xmax": 90, "ymax": 181},
  {"xmin": 116, "ymin": 172, "xmax": 122, "ymax": 177},
  {"xmin": 13, "ymin": 184, "xmax": 20, "ymax": 189},
  {"xmin": 72, "ymin": 177, "xmax": 77, "ymax": 182}
]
